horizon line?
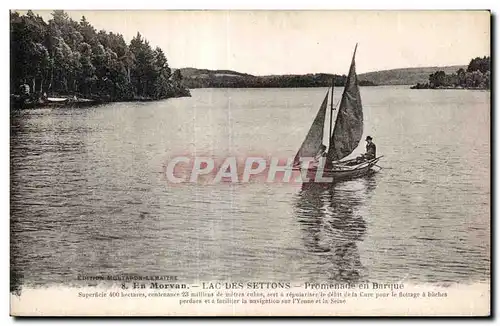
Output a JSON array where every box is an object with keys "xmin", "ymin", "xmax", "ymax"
[{"xmin": 173, "ymin": 62, "xmax": 478, "ymax": 77}]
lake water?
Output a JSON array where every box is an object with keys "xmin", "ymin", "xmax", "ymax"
[{"xmin": 10, "ymin": 86, "xmax": 490, "ymax": 291}]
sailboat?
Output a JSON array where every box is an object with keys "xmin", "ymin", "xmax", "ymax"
[{"xmin": 293, "ymin": 44, "xmax": 383, "ymax": 182}]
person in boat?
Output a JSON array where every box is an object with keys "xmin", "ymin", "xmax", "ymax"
[
  {"xmin": 365, "ymin": 136, "xmax": 376, "ymax": 160},
  {"xmin": 315, "ymin": 144, "xmax": 327, "ymax": 161},
  {"xmin": 354, "ymin": 136, "xmax": 376, "ymax": 163}
]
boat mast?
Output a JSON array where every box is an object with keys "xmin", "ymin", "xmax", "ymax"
[
  {"xmin": 328, "ymin": 77, "xmax": 334, "ymax": 150},
  {"xmin": 328, "ymin": 43, "xmax": 358, "ymax": 153}
]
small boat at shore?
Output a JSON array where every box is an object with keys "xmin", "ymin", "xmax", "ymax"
[
  {"xmin": 293, "ymin": 44, "xmax": 383, "ymax": 183},
  {"xmin": 11, "ymin": 94, "xmax": 98, "ymax": 110},
  {"xmin": 46, "ymin": 97, "xmax": 69, "ymax": 103}
]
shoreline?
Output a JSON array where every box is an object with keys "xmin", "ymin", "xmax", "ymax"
[
  {"xmin": 410, "ymin": 86, "xmax": 490, "ymax": 90},
  {"xmin": 10, "ymin": 92, "xmax": 192, "ymax": 110}
]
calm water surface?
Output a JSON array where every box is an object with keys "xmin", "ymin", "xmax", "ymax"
[{"xmin": 11, "ymin": 86, "xmax": 490, "ymax": 289}]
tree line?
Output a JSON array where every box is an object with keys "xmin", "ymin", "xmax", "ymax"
[
  {"xmin": 10, "ymin": 10, "xmax": 190, "ymax": 103},
  {"xmin": 411, "ymin": 56, "xmax": 490, "ymax": 90},
  {"xmin": 181, "ymin": 71, "xmax": 376, "ymax": 89}
]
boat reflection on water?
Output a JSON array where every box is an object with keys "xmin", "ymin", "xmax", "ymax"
[{"xmin": 294, "ymin": 175, "xmax": 377, "ymax": 283}]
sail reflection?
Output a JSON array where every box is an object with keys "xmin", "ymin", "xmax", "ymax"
[{"xmin": 294, "ymin": 176, "xmax": 377, "ymax": 282}]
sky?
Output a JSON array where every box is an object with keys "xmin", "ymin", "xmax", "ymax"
[{"xmin": 26, "ymin": 10, "xmax": 490, "ymax": 75}]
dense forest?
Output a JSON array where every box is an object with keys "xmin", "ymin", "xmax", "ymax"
[
  {"xmin": 357, "ymin": 65, "xmax": 466, "ymax": 86},
  {"xmin": 180, "ymin": 68, "xmax": 377, "ymax": 88},
  {"xmin": 411, "ymin": 56, "xmax": 490, "ymax": 90},
  {"xmin": 10, "ymin": 10, "xmax": 190, "ymax": 106}
]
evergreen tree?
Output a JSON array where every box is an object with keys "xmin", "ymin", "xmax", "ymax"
[{"xmin": 10, "ymin": 10, "xmax": 190, "ymax": 104}]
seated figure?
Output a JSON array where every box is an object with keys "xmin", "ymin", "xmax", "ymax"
[{"xmin": 355, "ymin": 136, "xmax": 376, "ymax": 163}]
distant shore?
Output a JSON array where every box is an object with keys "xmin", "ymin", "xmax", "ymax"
[
  {"xmin": 178, "ymin": 68, "xmax": 377, "ymax": 89},
  {"xmin": 410, "ymin": 83, "xmax": 490, "ymax": 90},
  {"xmin": 410, "ymin": 57, "xmax": 490, "ymax": 91}
]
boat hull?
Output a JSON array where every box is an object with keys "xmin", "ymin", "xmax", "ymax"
[{"xmin": 297, "ymin": 156, "xmax": 382, "ymax": 183}]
